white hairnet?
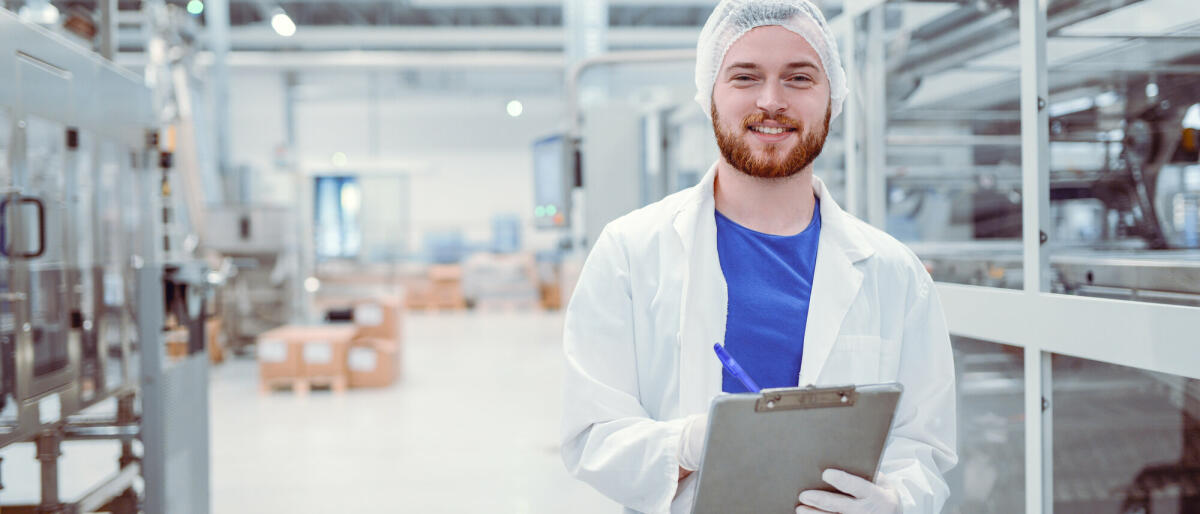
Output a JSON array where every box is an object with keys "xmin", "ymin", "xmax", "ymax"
[{"xmin": 695, "ymin": 0, "xmax": 848, "ymax": 120}]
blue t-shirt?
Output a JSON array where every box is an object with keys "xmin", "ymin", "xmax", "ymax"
[{"xmin": 716, "ymin": 200, "xmax": 821, "ymax": 393}]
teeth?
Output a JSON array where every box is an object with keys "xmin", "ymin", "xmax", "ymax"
[{"xmin": 752, "ymin": 126, "xmax": 788, "ymax": 135}]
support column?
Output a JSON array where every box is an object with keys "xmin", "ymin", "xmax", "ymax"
[
  {"xmin": 98, "ymin": 0, "xmax": 117, "ymax": 60},
  {"xmin": 137, "ymin": 135, "xmax": 168, "ymax": 514},
  {"xmin": 1020, "ymin": 0, "xmax": 1051, "ymax": 294},
  {"xmin": 1019, "ymin": 0, "xmax": 1052, "ymax": 508},
  {"xmin": 207, "ymin": 0, "xmax": 236, "ymax": 202},
  {"xmin": 564, "ymin": 0, "xmax": 607, "ymax": 251},
  {"xmin": 36, "ymin": 430, "xmax": 64, "ymax": 513},
  {"xmin": 841, "ymin": 17, "xmax": 861, "ymax": 218},
  {"xmin": 864, "ymin": 6, "xmax": 887, "ymax": 229}
]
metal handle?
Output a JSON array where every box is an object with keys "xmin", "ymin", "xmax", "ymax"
[{"xmin": 0, "ymin": 196, "xmax": 47, "ymax": 259}]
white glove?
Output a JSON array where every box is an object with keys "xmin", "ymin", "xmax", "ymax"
[
  {"xmin": 796, "ymin": 469, "xmax": 900, "ymax": 514},
  {"xmin": 678, "ymin": 413, "xmax": 707, "ymax": 471}
]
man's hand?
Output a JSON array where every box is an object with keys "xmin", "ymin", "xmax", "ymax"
[
  {"xmin": 677, "ymin": 413, "xmax": 706, "ymax": 479},
  {"xmin": 796, "ymin": 469, "xmax": 900, "ymax": 514}
]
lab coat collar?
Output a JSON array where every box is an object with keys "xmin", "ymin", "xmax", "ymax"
[
  {"xmin": 670, "ymin": 165, "xmax": 874, "ymax": 263},
  {"xmin": 670, "ymin": 163, "xmax": 875, "ymax": 414}
]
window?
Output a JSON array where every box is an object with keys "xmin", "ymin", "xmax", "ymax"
[{"xmin": 314, "ymin": 176, "xmax": 361, "ymax": 259}]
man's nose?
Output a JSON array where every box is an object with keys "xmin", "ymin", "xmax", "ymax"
[{"xmin": 755, "ymin": 80, "xmax": 787, "ymax": 114}]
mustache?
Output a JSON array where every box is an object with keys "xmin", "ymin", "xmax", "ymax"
[{"xmin": 742, "ymin": 112, "xmax": 803, "ymax": 130}]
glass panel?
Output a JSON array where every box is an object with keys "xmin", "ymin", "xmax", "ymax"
[
  {"xmin": 947, "ymin": 336, "xmax": 1026, "ymax": 513},
  {"xmin": 663, "ymin": 103, "xmax": 718, "ymax": 195},
  {"xmin": 1044, "ymin": 0, "xmax": 1200, "ymax": 306},
  {"xmin": 69, "ymin": 129, "xmax": 100, "ymax": 400},
  {"xmin": 1052, "ymin": 354, "xmax": 1200, "ymax": 512},
  {"xmin": 359, "ymin": 175, "xmax": 409, "ymax": 262},
  {"xmin": 95, "ymin": 139, "xmax": 127, "ymax": 390},
  {"xmin": 23, "ymin": 116, "xmax": 70, "ymax": 380},
  {"xmin": 0, "ymin": 108, "xmax": 13, "ymax": 415},
  {"xmin": 876, "ymin": 2, "xmax": 1024, "ymax": 289},
  {"xmin": 815, "ymin": 104, "xmax": 846, "ymax": 204}
]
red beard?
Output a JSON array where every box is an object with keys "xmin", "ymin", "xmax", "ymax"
[{"xmin": 712, "ymin": 104, "xmax": 831, "ymax": 179}]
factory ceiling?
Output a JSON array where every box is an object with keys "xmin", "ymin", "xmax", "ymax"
[{"xmin": 52, "ymin": 1, "xmax": 741, "ymax": 28}]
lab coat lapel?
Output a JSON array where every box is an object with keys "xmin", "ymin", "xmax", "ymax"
[
  {"xmin": 673, "ymin": 164, "xmax": 726, "ymax": 416},
  {"xmin": 797, "ymin": 177, "xmax": 870, "ymax": 386}
]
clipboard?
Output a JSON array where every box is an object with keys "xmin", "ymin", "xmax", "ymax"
[{"xmin": 690, "ymin": 383, "xmax": 903, "ymax": 514}]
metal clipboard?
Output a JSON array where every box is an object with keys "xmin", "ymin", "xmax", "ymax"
[{"xmin": 690, "ymin": 383, "xmax": 903, "ymax": 514}]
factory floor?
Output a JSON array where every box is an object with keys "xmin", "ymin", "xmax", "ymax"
[{"xmin": 212, "ymin": 310, "xmax": 617, "ymax": 513}]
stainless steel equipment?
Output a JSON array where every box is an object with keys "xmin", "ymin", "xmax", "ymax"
[{"xmin": 0, "ymin": 4, "xmax": 212, "ymax": 513}]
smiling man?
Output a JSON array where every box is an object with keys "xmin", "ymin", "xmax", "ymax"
[{"xmin": 560, "ymin": 2, "xmax": 957, "ymax": 513}]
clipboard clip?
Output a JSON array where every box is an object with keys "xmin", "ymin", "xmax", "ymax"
[{"xmin": 754, "ymin": 385, "xmax": 858, "ymax": 412}]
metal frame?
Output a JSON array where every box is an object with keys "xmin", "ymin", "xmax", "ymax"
[
  {"xmin": 838, "ymin": 1, "xmax": 1200, "ymax": 512},
  {"xmin": 1018, "ymin": 0, "xmax": 1053, "ymax": 509}
]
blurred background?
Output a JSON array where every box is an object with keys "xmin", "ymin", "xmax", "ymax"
[{"xmin": 0, "ymin": 0, "xmax": 1197, "ymax": 512}]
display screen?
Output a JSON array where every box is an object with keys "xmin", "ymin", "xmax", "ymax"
[{"xmin": 533, "ymin": 135, "xmax": 569, "ymax": 229}]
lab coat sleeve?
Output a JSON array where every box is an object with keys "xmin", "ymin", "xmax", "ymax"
[
  {"xmin": 560, "ymin": 228, "xmax": 687, "ymax": 514},
  {"xmin": 878, "ymin": 275, "xmax": 959, "ymax": 514}
]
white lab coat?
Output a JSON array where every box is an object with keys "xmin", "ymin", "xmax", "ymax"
[{"xmin": 560, "ymin": 163, "xmax": 957, "ymax": 514}]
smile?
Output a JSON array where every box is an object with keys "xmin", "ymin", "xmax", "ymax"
[{"xmin": 748, "ymin": 126, "xmax": 796, "ymax": 135}]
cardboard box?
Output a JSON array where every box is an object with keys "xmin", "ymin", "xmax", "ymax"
[
  {"xmin": 352, "ymin": 295, "xmax": 403, "ymax": 341},
  {"xmin": 347, "ymin": 338, "xmax": 400, "ymax": 388},
  {"xmin": 206, "ymin": 317, "xmax": 225, "ymax": 364},
  {"xmin": 540, "ymin": 281, "xmax": 562, "ymax": 310},
  {"xmin": 428, "ymin": 264, "xmax": 466, "ymax": 310},
  {"xmin": 402, "ymin": 277, "xmax": 432, "ymax": 310},
  {"xmin": 257, "ymin": 325, "xmax": 357, "ymax": 386},
  {"xmin": 165, "ymin": 329, "xmax": 189, "ymax": 361},
  {"xmin": 257, "ymin": 328, "xmax": 303, "ymax": 382}
]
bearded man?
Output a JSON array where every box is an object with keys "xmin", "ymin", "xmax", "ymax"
[{"xmin": 560, "ymin": 1, "xmax": 958, "ymax": 513}]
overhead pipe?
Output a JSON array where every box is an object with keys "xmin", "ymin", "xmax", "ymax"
[{"xmin": 565, "ymin": 48, "xmax": 696, "ymax": 140}]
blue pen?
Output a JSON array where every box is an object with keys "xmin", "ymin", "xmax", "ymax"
[{"xmin": 713, "ymin": 343, "xmax": 761, "ymax": 393}]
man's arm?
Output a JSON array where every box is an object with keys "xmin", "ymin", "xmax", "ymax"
[
  {"xmin": 877, "ymin": 274, "xmax": 958, "ymax": 513},
  {"xmin": 560, "ymin": 228, "xmax": 689, "ymax": 513}
]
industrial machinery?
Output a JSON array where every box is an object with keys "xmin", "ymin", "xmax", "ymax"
[
  {"xmin": 0, "ymin": 3, "xmax": 214, "ymax": 512},
  {"xmin": 856, "ymin": 0, "xmax": 1200, "ymax": 306},
  {"xmin": 865, "ymin": 1, "xmax": 1200, "ymax": 512},
  {"xmin": 205, "ymin": 205, "xmax": 294, "ymax": 353}
]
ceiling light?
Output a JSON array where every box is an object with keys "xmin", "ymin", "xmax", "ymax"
[
  {"xmin": 331, "ymin": 152, "xmax": 348, "ymax": 167},
  {"xmin": 271, "ymin": 9, "xmax": 296, "ymax": 37},
  {"xmin": 507, "ymin": 100, "xmax": 524, "ymax": 118},
  {"xmin": 187, "ymin": 0, "xmax": 204, "ymax": 15}
]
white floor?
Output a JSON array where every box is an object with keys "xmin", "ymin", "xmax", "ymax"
[{"xmin": 210, "ymin": 310, "xmax": 620, "ymax": 513}]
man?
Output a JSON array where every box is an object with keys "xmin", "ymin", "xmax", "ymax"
[{"xmin": 560, "ymin": 1, "xmax": 957, "ymax": 513}]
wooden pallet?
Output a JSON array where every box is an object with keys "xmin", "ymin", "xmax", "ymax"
[
  {"xmin": 473, "ymin": 298, "xmax": 540, "ymax": 313},
  {"xmin": 259, "ymin": 375, "xmax": 348, "ymax": 396}
]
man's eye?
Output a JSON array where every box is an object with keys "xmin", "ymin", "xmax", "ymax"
[
  {"xmin": 732, "ymin": 75, "xmax": 755, "ymax": 82},
  {"xmin": 790, "ymin": 75, "xmax": 814, "ymax": 83}
]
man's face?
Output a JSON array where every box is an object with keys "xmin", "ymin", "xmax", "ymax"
[{"xmin": 711, "ymin": 25, "xmax": 832, "ymax": 180}]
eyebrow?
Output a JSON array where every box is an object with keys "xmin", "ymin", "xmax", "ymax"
[{"xmin": 725, "ymin": 61, "xmax": 821, "ymax": 73}]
